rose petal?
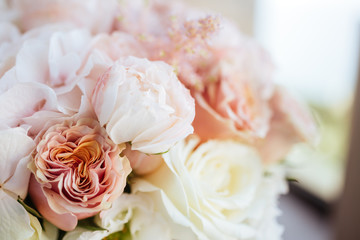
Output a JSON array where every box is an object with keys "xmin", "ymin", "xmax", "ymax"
[{"xmin": 29, "ymin": 176, "xmax": 78, "ymax": 231}]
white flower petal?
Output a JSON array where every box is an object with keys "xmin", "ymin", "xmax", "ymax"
[
  {"xmin": 0, "ymin": 127, "xmax": 34, "ymax": 194},
  {"xmin": 0, "ymin": 82, "xmax": 61, "ymax": 128},
  {"xmin": 0, "ymin": 190, "xmax": 34, "ymax": 239}
]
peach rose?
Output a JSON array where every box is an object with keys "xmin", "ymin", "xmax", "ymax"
[
  {"xmin": 192, "ymin": 27, "xmax": 275, "ymax": 142},
  {"xmin": 29, "ymin": 118, "xmax": 131, "ymax": 231},
  {"xmin": 92, "ymin": 56, "xmax": 195, "ymax": 154}
]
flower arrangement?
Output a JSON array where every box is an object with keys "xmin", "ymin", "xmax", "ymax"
[{"xmin": 0, "ymin": 0, "xmax": 317, "ymax": 239}]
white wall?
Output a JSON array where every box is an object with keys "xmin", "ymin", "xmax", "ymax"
[{"xmin": 254, "ymin": 0, "xmax": 360, "ymax": 105}]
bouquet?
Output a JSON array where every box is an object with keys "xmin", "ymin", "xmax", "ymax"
[{"xmin": 0, "ymin": 0, "xmax": 317, "ymax": 239}]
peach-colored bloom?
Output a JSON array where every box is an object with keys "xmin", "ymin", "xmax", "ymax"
[
  {"xmin": 191, "ymin": 22, "xmax": 275, "ymax": 142},
  {"xmin": 29, "ymin": 118, "xmax": 131, "ymax": 231},
  {"xmin": 256, "ymin": 86, "xmax": 318, "ymax": 164},
  {"xmin": 92, "ymin": 56, "xmax": 195, "ymax": 154}
]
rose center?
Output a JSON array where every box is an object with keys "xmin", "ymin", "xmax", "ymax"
[{"xmin": 51, "ymin": 140, "xmax": 103, "ymax": 179}]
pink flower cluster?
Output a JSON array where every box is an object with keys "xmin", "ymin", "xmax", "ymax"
[{"xmin": 0, "ymin": 0, "xmax": 317, "ymax": 238}]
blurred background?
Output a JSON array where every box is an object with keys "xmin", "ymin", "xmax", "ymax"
[{"xmin": 181, "ymin": 0, "xmax": 360, "ymax": 239}]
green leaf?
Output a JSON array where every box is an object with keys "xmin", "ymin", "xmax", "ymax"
[
  {"xmin": 263, "ymin": 171, "xmax": 272, "ymax": 177},
  {"xmin": 286, "ymin": 177, "xmax": 299, "ymax": 183},
  {"xmin": 152, "ymin": 149, "xmax": 169, "ymax": 155},
  {"xmin": 103, "ymin": 223, "xmax": 131, "ymax": 240},
  {"xmin": 77, "ymin": 217, "xmax": 107, "ymax": 231},
  {"xmin": 103, "ymin": 230, "xmax": 131, "ymax": 240},
  {"xmin": 17, "ymin": 196, "xmax": 42, "ymax": 219}
]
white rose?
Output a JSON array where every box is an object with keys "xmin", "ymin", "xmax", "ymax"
[
  {"xmin": 92, "ymin": 56, "xmax": 195, "ymax": 154},
  {"xmin": 245, "ymin": 165, "xmax": 287, "ymax": 240},
  {"xmin": 132, "ymin": 136, "xmax": 268, "ymax": 240},
  {"xmin": 64, "ymin": 193, "xmax": 195, "ymax": 240},
  {"xmin": 27, "ymin": 215, "xmax": 58, "ymax": 240}
]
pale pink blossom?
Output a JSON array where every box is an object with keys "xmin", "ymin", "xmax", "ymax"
[
  {"xmin": 114, "ymin": 0, "xmax": 187, "ymax": 38},
  {"xmin": 0, "ymin": 22, "xmax": 20, "ymax": 79},
  {"xmin": 114, "ymin": 0, "xmax": 220, "ymax": 90},
  {"xmin": 0, "ymin": 26, "xmax": 92, "ymax": 112},
  {"xmin": 89, "ymin": 32, "xmax": 147, "ymax": 61},
  {"xmin": 92, "ymin": 56, "xmax": 195, "ymax": 154},
  {"xmin": 75, "ymin": 32, "xmax": 148, "ymax": 98},
  {"xmin": 12, "ymin": 0, "xmax": 118, "ymax": 34},
  {"xmin": 29, "ymin": 118, "xmax": 131, "ymax": 231},
  {"xmin": 256, "ymin": 86, "xmax": 318, "ymax": 164},
  {"xmin": 0, "ymin": 0, "xmax": 17, "ymax": 23},
  {"xmin": 0, "ymin": 82, "xmax": 61, "ymax": 129}
]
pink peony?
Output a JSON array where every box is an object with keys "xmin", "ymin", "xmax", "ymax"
[
  {"xmin": 92, "ymin": 56, "xmax": 195, "ymax": 154},
  {"xmin": 29, "ymin": 118, "xmax": 131, "ymax": 231}
]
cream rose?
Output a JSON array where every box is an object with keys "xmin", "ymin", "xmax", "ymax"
[
  {"xmin": 29, "ymin": 118, "xmax": 131, "ymax": 231},
  {"xmin": 132, "ymin": 136, "xmax": 268, "ymax": 240},
  {"xmin": 63, "ymin": 192, "xmax": 196, "ymax": 240},
  {"xmin": 92, "ymin": 56, "xmax": 195, "ymax": 154}
]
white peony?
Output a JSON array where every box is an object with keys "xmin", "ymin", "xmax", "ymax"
[
  {"xmin": 92, "ymin": 56, "xmax": 195, "ymax": 154},
  {"xmin": 132, "ymin": 136, "xmax": 287, "ymax": 240}
]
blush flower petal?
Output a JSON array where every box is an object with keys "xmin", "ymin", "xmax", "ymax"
[
  {"xmin": 256, "ymin": 86, "xmax": 318, "ymax": 163},
  {"xmin": 29, "ymin": 118, "xmax": 131, "ymax": 231}
]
